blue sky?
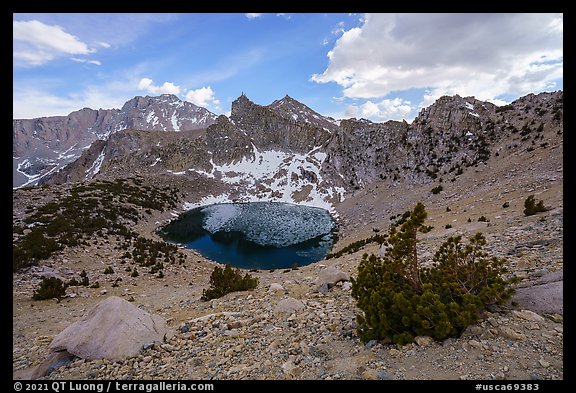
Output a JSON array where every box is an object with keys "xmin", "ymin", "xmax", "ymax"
[{"xmin": 13, "ymin": 13, "xmax": 563, "ymax": 122}]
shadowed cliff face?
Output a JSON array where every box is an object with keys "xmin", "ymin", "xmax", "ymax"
[{"xmin": 230, "ymin": 94, "xmax": 333, "ymax": 154}]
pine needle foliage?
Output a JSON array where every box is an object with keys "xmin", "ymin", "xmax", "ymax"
[
  {"xmin": 201, "ymin": 264, "xmax": 259, "ymax": 301},
  {"xmin": 523, "ymin": 195, "xmax": 547, "ymax": 216},
  {"xmin": 32, "ymin": 277, "xmax": 66, "ymax": 300},
  {"xmin": 351, "ymin": 202, "xmax": 514, "ymax": 345}
]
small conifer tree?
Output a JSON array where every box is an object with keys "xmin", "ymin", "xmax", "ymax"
[
  {"xmin": 351, "ymin": 203, "xmax": 514, "ymax": 345},
  {"xmin": 524, "ymin": 195, "xmax": 547, "ymax": 216},
  {"xmin": 32, "ymin": 277, "xmax": 66, "ymax": 300},
  {"xmin": 201, "ymin": 264, "xmax": 259, "ymax": 301}
]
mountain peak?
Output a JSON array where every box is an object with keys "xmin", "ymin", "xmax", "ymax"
[{"xmin": 267, "ymin": 95, "xmax": 339, "ymax": 132}]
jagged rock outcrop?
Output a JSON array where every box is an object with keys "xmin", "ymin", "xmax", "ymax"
[
  {"xmin": 13, "ymin": 94, "xmax": 217, "ymax": 188},
  {"xmin": 267, "ymin": 95, "xmax": 339, "ymax": 133},
  {"xmin": 206, "ymin": 116, "xmax": 254, "ymax": 165},
  {"xmin": 231, "ymin": 94, "xmax": 332, "ymax": 153},
  {"xmin": 322, "ymin": 91, "xmax": 563, "ymax": 189}
]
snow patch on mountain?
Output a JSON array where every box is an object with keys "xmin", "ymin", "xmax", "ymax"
[
  {"xmin": 85, "ymin": 149, "xmax": 105, "ymax": 180},
  {"xmin": 188, "ymin": 145, "xmax": 344, "ymax": 213}
]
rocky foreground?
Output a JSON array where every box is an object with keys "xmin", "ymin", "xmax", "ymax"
[{"xmin": 13, "ymin": 185, "xmax": 563, "ymax": 380}]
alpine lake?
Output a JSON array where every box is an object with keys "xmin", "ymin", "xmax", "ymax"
[{"xmin": 158, "ymin": 202, "xmax": 338, "ymax": 270}]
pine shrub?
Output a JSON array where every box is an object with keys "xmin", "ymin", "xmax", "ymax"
[
  {"xmin": 32, "ymin": 277, "xmax": 66, "ymax": 300},
  {"xmin": 201, "ymin": 264, "xmax": 259, "ymax": 301},
  {"xmin": 351, "ymin": 202, "xmax": 514, "ymax": 345},
  {"xmin": 431, "ymin": 185, "xmax": 443, "ymax": 194},
  {"xmin": 524, "ymin": 195, "xmax": 547, "ymax": 216}
]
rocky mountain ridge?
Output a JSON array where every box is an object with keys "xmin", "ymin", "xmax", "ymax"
[
  {"xmin": 37, "ymin": 91, "xmax": 563, "ymax": 212},
  {"xmin": 13, "ymin": 94, "xmax": 217, "ymax": 188}
]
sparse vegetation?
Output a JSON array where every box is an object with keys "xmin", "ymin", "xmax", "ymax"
[
  {"xmin": 32, "ymin": 277, "xmax": 66, "ymax": 300},
  {"xmin": 478, "ymin": 216, "xmax": 489, "ymax": 222},
  {"xmin": 495, "ymin": 104, "xmax": 514, "ymax": 113},
  {"xmin": 351, "ymin": 203, "xmax": 515, "ymax": 345},
  {"xmin": 524, "ymin": 195, "xmax": 547, "ymax": 216},
  {"xmin": 431, "ymin": 185, "xmax": 443, "ymax": 194},
  {"xmin": 326, "ymin": 233, "xmax": 386, "ymax": 259},
  {"xmin": 201, "ymin": 264, "xmax": 259, "ymax": 301},
  {"xmin": 13, "ymin": 178, "xmax": 182, "ymax": 272},
  {"xmin": 502, "ymin": 202, "xmax": 510, "ymax": 208}
]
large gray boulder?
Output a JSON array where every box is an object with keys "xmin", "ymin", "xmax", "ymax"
[
  {"xmin": 274, "ymin": 297, "xmax": 305, "ymax": 314},
  {"xmin": 512, "ymin": 271, "xmax": 563, "ymax": 315},
  {"xmin": 50, "ymin": 296, "xmax": 170, "ymax": 361},
  {"xmin": 314, "ymin": 266, "xmax": 349, "ymax": 292}
]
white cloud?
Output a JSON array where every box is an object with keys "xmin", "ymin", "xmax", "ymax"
[
  {"xmin": 345, "ymin": 98, "xmax": 412, "ymax": 122},
  {"xmin": 245, "ymin": 13, "xmax": 262, "ymax": 20},
  {"xmin": 13, "ymin": 20, "xmax": 95, "ymax": 66},
  {"xmin": 70, "ymin": 57, "xmax": 102, "ymax": 66},
  {"xmin": 185, "ymin": 86, "xmax": 220, "ymax": 108},
  {"xmin": 137, "ymin": 78, "xmax": 181, "ymax": 95},
  {"xmin": 13, "ymin": 83, "xmax": 130, "ymax": 119},
  {"xmin": 312, "ymin": 13, "xmax": 563, "ymax": 103}
]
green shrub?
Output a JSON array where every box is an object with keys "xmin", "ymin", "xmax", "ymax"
[
  {"xmin": 502, "ymin": 202, "xmax": 510, "ymax": 208},
  {"xmin": 495, "ymin": 104, "xmax": 514, "ymax": 113},
  {"xmin": 201, "ymin": 264, "xmax": 259, "ymax": 301},
  {"xmin": 351, "ymin": 202, "xmax": 514, "ymax": 345},
  {"xmin": 32, "ymin": 277, "xmax": 66, "ymax": 300},
  {"xmin": 478, "ymin": 216, "xmax": 489, "ymax": 222},
  {"xmin": 431, "ymin": 185, "xmax": 443, "ymax": 194},
  {"xmin": 104, "ymin": 266, "xmax": 114, "ymax": 274},
  {"xmin": 524, "ymin": 195, "xmax": 547, "ymax": 216},
  {"xmin": 131, "ymin": 268, "xmax": 139, "ymax": 278},
  {"xmin": 445, "ymin": 224, "xmax": 452, "ymax": 229},
  {"xmin": 79, "ymin": 270, "xmax": 89, "ymax": 286}
]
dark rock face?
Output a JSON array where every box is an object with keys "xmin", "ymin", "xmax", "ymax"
[
  {"xmin": 230, "ymin": 94, "xmax": 332, "ymax": 153},
  {"xmin": 267, "ymin": 95, "xmax": 339, "ymax": 134},
  {"xmin": 13, "ymin": 95, "xmax": 217, "ymax": 188},
  {"xmin": 206, "ymin": 116, "xmax": 254, "ymax": 166}
]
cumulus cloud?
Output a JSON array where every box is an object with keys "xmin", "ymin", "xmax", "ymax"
[
  {"xmin": 13, "ymin": 20, "xmax": 95, "ymax": 66},
  {"xmin": 245, "ymin": 13, "xmax": 262, "ymax": 20},
  {"xmin": 312, "ymin": 13, "xmax": 563, "ymax": 103},
  {"xmin": 13, "ymin": 83, "xmax": 131, "ymax": 119},
  {"xmin": 185, "ymin": 86, "xmax": 220, "ymax": 108},
  {"xmin": 345, "ymin": 98, "xmax": 412, "ymax": 121},
  {"xmin": 137, "ymin": 78, "xmax": 181, "ymax": 95}
]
